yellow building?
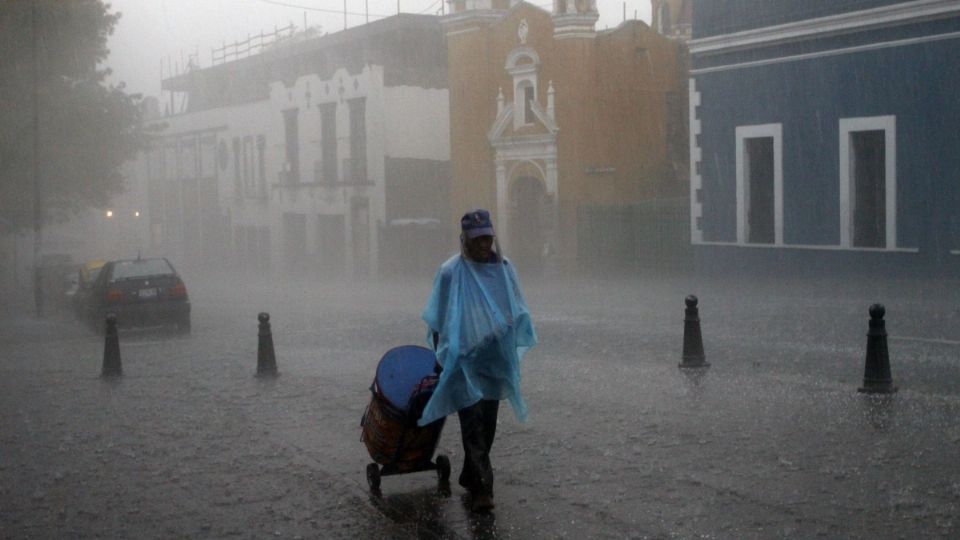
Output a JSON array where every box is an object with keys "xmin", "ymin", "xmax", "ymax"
[{"xmin": 443, "ymin": 0, "xmax": 688, "ymax": 272}]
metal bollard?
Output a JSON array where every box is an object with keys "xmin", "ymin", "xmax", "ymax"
[
  {"xmin": 101, "ymin": 314, "xmax": 122, "ymax": 377},
  {"xmin": 679, "ymin": 295, "xmax": 709, "ymax": 369},
  {"xmin": 858, "ymin": 304, "xmax": 896, "ymax": 394},
  {"xmin": 256, "ymin": 312, "xmax": 278, "ymax": 377}
]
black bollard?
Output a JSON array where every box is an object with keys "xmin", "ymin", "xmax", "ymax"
[
  {"xmin": 679, "ymin": 295, "xmax": 709, "ymax": 368},
  {"xmin": 858, "ymin": 304, "xmax": 897, "ymax": 394},
  {"xmin": 101, "ymin": 314, "xmax": 122, "ymax": 377},
  {"xmin": 256, "ymin": 312, "xmax": 278, "ymax": 377}
]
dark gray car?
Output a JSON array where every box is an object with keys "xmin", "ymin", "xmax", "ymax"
[{"xmin": 84, "ymin": 257, "xmax": 191, "ymax": 335}]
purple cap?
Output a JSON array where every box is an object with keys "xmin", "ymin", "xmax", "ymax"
[{"xmin": 461, "ymin": 209, "xmax": 495, "ymax": 239}]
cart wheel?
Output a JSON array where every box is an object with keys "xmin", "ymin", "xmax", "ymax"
[
  {"xmin": 366, "ymin": 463, "xmax": 381, "ymax": 493},
  {"xmin": 435, "ymin": 454, "xmax": 451, "ymax": 482}
]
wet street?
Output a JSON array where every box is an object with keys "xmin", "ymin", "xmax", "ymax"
[{"xmin": 1, "ymin": 272, "xmax": 959, "ymax": 539}]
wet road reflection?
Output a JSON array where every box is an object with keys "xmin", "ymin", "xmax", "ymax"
[
  {"xmin": 860, "ymin": 394, "xmax": 896, "ymax": 431},
  {"xmin": 367, "ymin": 485, "xmax": 506, "ymax": 539},
  {"xmin": 4, "ymin": 274, "xmax": 959, "ymax": 538},
  {"xmin": 369, "ymin": 486, "xmax": 455, "ymax": 538}
]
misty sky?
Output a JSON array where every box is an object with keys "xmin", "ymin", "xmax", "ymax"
[{"xmin": 104, "ymin": 0, "xmax": 653, "ymax": 97}]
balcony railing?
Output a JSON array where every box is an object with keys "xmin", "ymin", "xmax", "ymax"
[
  {"xmin": 275, "ymin": 159, "xmax": 371, "ymax": 189},
  {"xmin": 313, "ymin": 160, "xmax": 338, "ymax": 186},
  {"xmin": 342, "ymin": 157, "xmax": 369, "ymax": 185}
]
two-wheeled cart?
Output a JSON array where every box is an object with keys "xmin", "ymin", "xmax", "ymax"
[{"xmin": 361, "ymin": 345, "xmax": 450, "ymax": 493}]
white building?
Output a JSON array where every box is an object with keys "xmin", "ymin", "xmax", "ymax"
[{"xmin": 146, "ymin": 14, "xmax": 451, "ymax": 281}]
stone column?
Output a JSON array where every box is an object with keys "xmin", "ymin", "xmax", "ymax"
[
  {"xmin": 545, "ymin": 157, "xmax": 560, "ymax": 264},
  {"xmin": 495, "ymin": 160, "xmax": 510, "ymax": 254}
]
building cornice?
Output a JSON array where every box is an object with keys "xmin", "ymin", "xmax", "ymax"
[
  {"xmin": 491, "ymin": 134, "xmax": 558, "ymax": 157},
  {"xmin": 552, "ymin": 11, "xmax": 599, "ymax": 39},
  {"xmin": 554, "ymin": 30, "xmax": 599, "ymax": 40},
  {"xmin": 441, "ymin": 10, "xmax": 506, "ymax": 34},
  {"xmin": 689, "ymin": 0, "xmax": 960, "ymax": 56},
  {"xmin": 552, "ymin": 12, "xmax": 600, "ymax": 26},
  {"xmin": 690, "ymin": 30, "xmax": 960, "ymax": 74},
  {"xmin": 529, "ymin": 101, "xmax": 558, "ymax": 133}
]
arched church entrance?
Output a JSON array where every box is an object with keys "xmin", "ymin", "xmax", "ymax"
[{"xmin": 508, "ymin": 176, "xmax": 547, "ymax": 273}]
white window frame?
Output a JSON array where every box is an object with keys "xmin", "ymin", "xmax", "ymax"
[
  {"xmin": 735, "ymin": 123, "xmax": 783, "ymax": 245},
  {"xmin": 506, "ymin": 48, "xmax": 540, "ymax": 131},
  {"xmin": 839, "ymin": 115, "xmax": 896, "ymax": 249},
  {"xmin": 517, "ymin": 81, "xmax": 535, "ymax": 126},
  {"xmin": 513, "ymin": 79, "xmax": 537, "ymax": 129}
]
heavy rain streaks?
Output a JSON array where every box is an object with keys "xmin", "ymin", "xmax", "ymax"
[
  {"xmin": 3, "ymin": 273, "xmax": 959, "ymax": 538},
  {"xmin": 2, "ymin": 1, "xmax": 959, "ymax": 539}
]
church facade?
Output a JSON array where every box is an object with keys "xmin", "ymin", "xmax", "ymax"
[{"xmin": 443, "ymin": 0, "xmax": 689, "ymax": 272}]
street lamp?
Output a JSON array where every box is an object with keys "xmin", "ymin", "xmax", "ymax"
[{"xmin": 106, "ymin": 209, "xmax": 114, "ymax": 218}]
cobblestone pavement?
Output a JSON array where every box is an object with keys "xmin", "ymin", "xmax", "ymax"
[{"xmin": 1, "ymin": 273, "xmax": 958, "ymax": 539}]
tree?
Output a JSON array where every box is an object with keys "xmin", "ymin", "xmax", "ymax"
[{"xmin": 0, "ymin": 0, "xmax": 147, "ymax": 234}]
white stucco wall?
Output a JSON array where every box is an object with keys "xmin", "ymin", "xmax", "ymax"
[
  {"xmin": 267, "ymin": 65, "xmax": 388, "ymax": 276},
  {"xmin": 383, "ymin": 87, "xmax": 450, "ymax": 160},
  {"xmin": 158, "ymin": 100, "xmax": 278, "ymax": 221},
  {"xmin": 143, "ymin": 61, "xmax": 449, "ymax": 279}
]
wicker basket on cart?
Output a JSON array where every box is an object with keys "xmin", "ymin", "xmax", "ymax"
[{"xmin": 360, "ymin": 345, "xmax": 450, "ymax": 492}]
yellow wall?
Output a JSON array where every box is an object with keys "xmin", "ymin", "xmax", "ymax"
[{"xmin": 446, "ymin": 3, "xmax": 686, "ymax": 256}]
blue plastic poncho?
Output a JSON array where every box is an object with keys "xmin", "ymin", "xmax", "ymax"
[{"xmin": 417, "ymin": 254, "xmax": 537, "ymax": 427}]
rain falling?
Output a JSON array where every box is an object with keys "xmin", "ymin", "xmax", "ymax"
[{"xmin": 1, "ymin": 1, "xmax": 958, "ymax": 538}]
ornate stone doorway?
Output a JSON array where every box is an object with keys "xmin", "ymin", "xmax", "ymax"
[{"xmin": 508, "ymin": 176, "xmax": 547, "ymax": 272}]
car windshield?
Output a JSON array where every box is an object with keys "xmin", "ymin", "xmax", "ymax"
[{"xmin": 110, "ymin": 259, "xmax": 175, "ymax": 280}]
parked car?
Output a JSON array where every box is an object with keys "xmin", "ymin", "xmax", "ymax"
[
  {"xmin": 70, "ymin": 259, "xmax": 106, "ymax": 316},
  {"xmin": 83, "ymin": 257, "xmax": 191, "ymax": 334}
]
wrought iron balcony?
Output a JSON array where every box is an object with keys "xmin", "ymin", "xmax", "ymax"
[{"xmin": 342, "ymin": 157, "xmax": 370, "ymax": 185}]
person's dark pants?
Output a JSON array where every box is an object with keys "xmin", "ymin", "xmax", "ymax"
[{"xmin": 457, "ymin": 399, "xmax": 499, "ymax": 498}]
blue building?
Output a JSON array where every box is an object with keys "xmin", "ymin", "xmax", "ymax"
[{"xmin": 688, "ymin": 0, "xmax": 960, "ymax": 276}]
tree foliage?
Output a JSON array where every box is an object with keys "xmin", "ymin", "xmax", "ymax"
[{"xmin": 0, "ymin": 0, "xmax": 147, "ymax": 233}]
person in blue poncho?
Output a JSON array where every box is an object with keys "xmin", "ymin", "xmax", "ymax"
[{"xmin": 418, "ymin": 209, "xmax": 537, "ymax": 513}]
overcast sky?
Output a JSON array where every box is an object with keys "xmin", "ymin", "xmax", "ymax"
[{"xmin": 104, "ymin": 0, "xmax": 653, "ymax": 97}]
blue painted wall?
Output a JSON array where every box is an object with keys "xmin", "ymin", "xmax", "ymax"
[
  {"xmin": 694, "ymin": 0, "xmax": 911, "ymax": 39},
  {"xmin": 692, "ymin": 4, "xmax": 960, "ymax": 274}
]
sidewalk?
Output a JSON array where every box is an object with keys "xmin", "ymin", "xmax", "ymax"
[{"xmin": 1, "ymin": 273, "xmax": 958, "ymax": 539}]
